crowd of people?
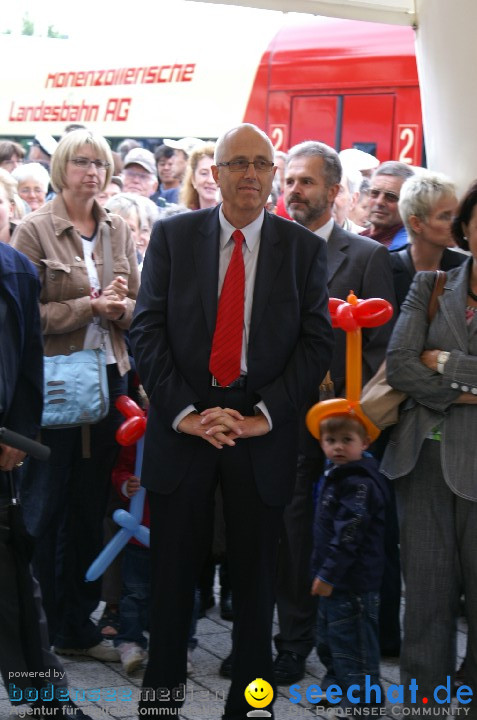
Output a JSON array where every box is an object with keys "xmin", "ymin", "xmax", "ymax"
[{"xmin": 0, "ymin": 122, "xmax": 475, "ymax": 720}]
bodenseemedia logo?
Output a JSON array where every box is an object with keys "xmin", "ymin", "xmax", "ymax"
[{"xmin": 289, "ymin": 676, "xmax": 473, "ymax": 715}]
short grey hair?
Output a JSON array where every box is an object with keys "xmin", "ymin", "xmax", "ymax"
[
  {"xmin": 373, "ymin": 161, "xmax": 415, "ymax": 181},
  {"xmin": 104, "ymin": 192, "xmax": 141, "ymax": 221},
  {"xmin": 341, "ymin": 166, "xmax": 363, "ymax": 196},
  {"xmin": 286, "ymin": 141, "xmax": 342, "ymax": 187},
  {"xmin": 398, "ymin": 170, "xmax": 456, "ymax": 237},
  {"xmin": 158, "ymin": 203, "xmax": 192, "ymax": 219},
  {"xmin": 274, "ymin": 150, "xmax": 288, "ymax": 162},
  {"xmin": 135, "ymin": 195, "xmax": 160, "ymax": 229},
  {"xmin": 12, "ymin": 162, "xmax": 50, "ymax": 193}
]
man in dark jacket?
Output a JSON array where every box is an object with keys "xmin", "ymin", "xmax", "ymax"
[
  {"xmin": 0, "ymin": 243, "xmax": 43, "ymax": 451},
  {"xmin": 0, "ymin": 242, "xmax": 91, "ymax": 719}
]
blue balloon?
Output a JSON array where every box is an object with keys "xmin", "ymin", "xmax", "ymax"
[{"xmin": 85, "ymin": 435, "xmax": 149, "ymax": 582}]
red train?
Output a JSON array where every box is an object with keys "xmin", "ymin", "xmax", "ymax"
[
  {"xmin": 244, "ymin": 17, "xmax": 422, "ymax": 164},
  {"xmin": 0, "ymin": 14, "xmax": 422, "ymax": 163}
]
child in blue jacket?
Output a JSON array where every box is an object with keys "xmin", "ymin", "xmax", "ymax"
[{"xmin": 311, "ymin": 414, "xmax": 387, "ymax": 711}]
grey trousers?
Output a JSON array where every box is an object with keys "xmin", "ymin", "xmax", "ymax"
[{"xmin": 396, "ymin": 439, "xmax": 476, "ymax": 711}]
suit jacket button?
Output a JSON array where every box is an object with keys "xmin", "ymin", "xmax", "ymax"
[{"xmin": 461, "ymin": 385, "xmax": 469, "ymax": 392}]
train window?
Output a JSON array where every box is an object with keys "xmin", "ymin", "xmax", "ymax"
[{"xmin": 352, "ymin": 142, "xmax": 377, "ymax": 156}]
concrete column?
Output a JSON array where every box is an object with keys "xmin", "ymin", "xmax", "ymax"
[{"xmin": 414, "ymin": 0, "xmax": 477, "ymax": 194}]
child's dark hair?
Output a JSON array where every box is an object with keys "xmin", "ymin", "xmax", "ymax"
[{"xmin": 320, "ymin": 414, "xmax": 368, "ymax": 440}]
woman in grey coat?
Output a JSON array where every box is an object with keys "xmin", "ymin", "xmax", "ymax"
[{"xmin": 381, "ymin": 181, "xmax": 477, "ymax": 708}]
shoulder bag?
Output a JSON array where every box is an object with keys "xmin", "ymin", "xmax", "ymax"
[
  {"xmin": 361, "ymin": 270, "xmax": 446, "ymax": 429},
  {"xmin": 42, "ymin": 348, "xmax": 109, "ymax": 428}
]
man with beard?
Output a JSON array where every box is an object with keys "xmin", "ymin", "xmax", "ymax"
[{"xmin": 272, "ymin": 140, "xmax": 398, "ymax": 685}]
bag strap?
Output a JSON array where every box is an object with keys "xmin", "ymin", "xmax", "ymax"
[
  {"xmin": 427, "ymin": 270, "xmax": 447, "ymax": 323},
  {"xmin": 100, "ymin": 222, "xmax": 114, "ymax": 332},
  {"xmin": 101, "ymin": 222, "xmax": 114, "ymax": 288}
]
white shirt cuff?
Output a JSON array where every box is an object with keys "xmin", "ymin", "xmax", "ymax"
[
  {"xmin": 255, "ymin": 401, "xmax": 272, "ymax": 430},
  {"xmin": 173, "ymin": 405, "xmax": 197, "ymax": 432}
]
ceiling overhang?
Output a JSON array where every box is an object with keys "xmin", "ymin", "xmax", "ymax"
[{"xmin": 189, "ymin": 0, "xmax": 417, "ymax": 26}]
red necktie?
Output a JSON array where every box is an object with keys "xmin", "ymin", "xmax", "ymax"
[{"xmin": 209, "ymin": 229, "xmax": 245, "ymax": 387}]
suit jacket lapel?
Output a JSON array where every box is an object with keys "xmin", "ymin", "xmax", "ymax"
[
  {"xmin": 438, "ymin": 262, "xmax": 470, "ymax": 350},
  {"xmin": 249, "ymin": 213, "xmax": 283, "ymax": 342},
  {"xmin": 192, "ymin": 208, "xmax": 220, "ymax": 339},
  {"xmin": 327, "ymin": 225, "xmax": 350, "ymax": 285}
]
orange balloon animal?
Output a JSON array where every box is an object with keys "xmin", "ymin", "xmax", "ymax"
[{"xmin": 306, "ymin": 291, "xmax": 393, "ymax": 442}]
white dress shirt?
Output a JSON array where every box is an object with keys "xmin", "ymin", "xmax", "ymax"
[
  {"xmin": 312, "ymin": 216, "xmax": 334, "ymax": 242},
  {"xmin": 173, "ymin": 206, "xmax": 272, "ymax": 430}
]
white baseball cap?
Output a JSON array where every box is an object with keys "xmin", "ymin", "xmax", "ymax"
[
  {"xmin": 339, "ymin": 148, "xmax": 379, "ymax": 172},
  {"xmin": 32, "ymin": 132, "xmax": 58, "ymax": 157},
  {"xmin": 163, "ymin": 137, "xmax": 206, "ymax": 155}
]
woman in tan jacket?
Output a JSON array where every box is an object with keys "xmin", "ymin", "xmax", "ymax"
[{"xmin": 12, "ymin": 129, "xmax": 139, "ymax": 662}]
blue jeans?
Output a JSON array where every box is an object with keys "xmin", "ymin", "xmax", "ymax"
[
  {"xmin": 316, "ymin": 589, "xmax": 382, "ymax": 708},
  {"xmin": 115, "ymin": 544, "xmax": 150, "ymax": 649}
]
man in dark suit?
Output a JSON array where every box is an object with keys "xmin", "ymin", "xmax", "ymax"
[
  {"xmin": 273, "ymin": 141, "xmax": 397, "ymax": 684},
  {"xmin": 130, "ymin": 124, "xmax": 334, "ymax": 719}
]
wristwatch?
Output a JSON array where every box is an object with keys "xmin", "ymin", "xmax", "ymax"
[{"xmin": 437, "ymin": 351, "xmax": 450, "ymax": 374}]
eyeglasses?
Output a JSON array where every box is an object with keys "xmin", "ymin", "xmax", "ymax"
[
  {"xmin": 70, "ymin": 157, "xmax": 111, "ymax": 170},
  {"xmin": 216, "ymin": 159, "xmax": 275, "ymax": 173},
  {"xmin": 123, "ymin": 169, "xmax": 153, "ymax": 181},
  {"xmin": 368, "ymin": 188, "xmax": 400, "ymax": 203},
  {"xmin": 19, "ymin": 187, "xmax": 45, "ymax": 196}
]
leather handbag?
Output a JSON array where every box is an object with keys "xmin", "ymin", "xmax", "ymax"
[
  {"xmin": 361, "ymin": 270, "xmax": 447, "ymax": 429},
  {"xmin": 41, "ymin": 348, "xmax": 109, "ymax": 428},
  {"xmin": 361, "ymin": 359, "xmax": 406, "ymax": 429}
]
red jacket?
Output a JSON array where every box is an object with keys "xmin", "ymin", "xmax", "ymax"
[{"xmin": 111, "ymin": 443, "xmax": 150, "ymax": 546}]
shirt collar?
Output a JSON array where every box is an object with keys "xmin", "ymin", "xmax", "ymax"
[
  {"xmin": 218, "ymin": 205, "xmax": 264, "ymax": 253},
  {"xmin": 312, "ymin": 217, "xmax": 335, "ymax": 241},
  {"xmin": 361, "ymin": 222, "xmax": 404, "ymax": 246}
]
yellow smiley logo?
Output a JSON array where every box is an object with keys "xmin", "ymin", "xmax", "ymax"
[{"xmin": 244, "ymin": 678, "xmax": 274, "ymax": 709}]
